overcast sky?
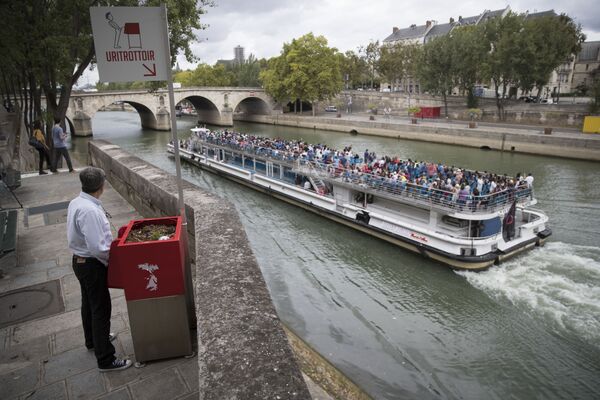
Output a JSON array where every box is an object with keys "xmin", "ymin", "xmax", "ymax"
[
  {"xmin": 180, "ymin": 0, "xmax": 600, "ymax": 68},
  {"xmin": 80, "ymin": 0, "xmax": 600, "ymax": 85}
]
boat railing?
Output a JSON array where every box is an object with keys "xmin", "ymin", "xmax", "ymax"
[
  {"xmin": 190, "ymin": 138, "xmax": 533, "ymax": 214},
  {"xmin": 296, "ymin": 159, "xmax": 532, "ymax": 214}
]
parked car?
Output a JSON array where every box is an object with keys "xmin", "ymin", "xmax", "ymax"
[
  {"xmin": 325, "ymin": 105, "xmax": 338, "ymax": 112},
  {"xmin": 519, "ymin": 95, "xmax": 537, "ymax": 103}
]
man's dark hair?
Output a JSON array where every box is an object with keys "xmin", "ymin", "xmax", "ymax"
[
  {"xmin": 54, "ymin": 117, "xmax": 60, "ymax": 124},
  {"xmin": 80, "ymin": 167, "xmax": 106, "ymax": 194}
]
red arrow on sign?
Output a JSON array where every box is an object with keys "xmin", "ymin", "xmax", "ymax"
[{"xmin": 143, "ymin": 63, "xmax": 156, "ymax": 77}]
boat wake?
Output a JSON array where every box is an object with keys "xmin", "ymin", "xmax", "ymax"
[{"xmin": 458, "ymin": 242, "xmax": 600, "ymax": 346}]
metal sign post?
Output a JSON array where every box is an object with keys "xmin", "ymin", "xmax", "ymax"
[{"xmin": 159, "ymin": 4, "xmax": 186, "ymax": 224}]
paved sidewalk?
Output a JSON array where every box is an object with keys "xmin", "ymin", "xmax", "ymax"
[{"xmin": 0, "ymin": 169, "xmax": 200, "ymax": 400}]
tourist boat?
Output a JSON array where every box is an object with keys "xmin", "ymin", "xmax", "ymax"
[{"xmin": 167, "ymin": 128, "xmax": 551, "ymax": 270}]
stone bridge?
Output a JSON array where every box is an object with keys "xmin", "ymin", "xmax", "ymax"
[{"xmin": 66, "ymin": 87, "xmax": 278, "ymax": 136}]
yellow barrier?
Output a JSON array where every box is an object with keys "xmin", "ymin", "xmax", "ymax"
[{"xmin": 583, "ymin": 116, "xmax": 600, "ymax": 134}]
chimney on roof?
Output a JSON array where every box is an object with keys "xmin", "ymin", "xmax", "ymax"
[
  {"xmin": 426, "ymin": 20, "xmax": 432, "ymax": 28},
  {"xmin": 393, "ymin": 26, "xmax": 399, "ymax": 33},
  {"xmin": 450, "ymin": 17, "xmax": 455, "ymax": 23}
]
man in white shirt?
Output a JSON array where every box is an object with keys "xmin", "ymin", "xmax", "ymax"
[
  {"xmin": 525, "ymin": 173, "xmax": 534, "ymax": 188},
  {"xmin": 67, "ymin": 167, "xmax": 132, "ymax": 372}
]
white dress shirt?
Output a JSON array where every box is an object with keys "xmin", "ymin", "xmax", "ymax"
[{"xmin": 67, "ymin": 192, "xmax": 113, "ymax": 266}]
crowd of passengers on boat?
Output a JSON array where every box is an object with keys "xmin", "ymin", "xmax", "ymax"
[{"xmin": 176, "ymin": 129, "xmax": 535, "ymax": 211}]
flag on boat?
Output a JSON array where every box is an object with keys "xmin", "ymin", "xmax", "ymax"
[{"xmin": 502, "ymin": 200, "xmax": 517, "ymax": 241}]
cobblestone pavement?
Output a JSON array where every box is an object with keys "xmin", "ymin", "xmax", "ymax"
[{"xmin": 0, "ymin": 168, "xmax": 200, "ymax": 400}]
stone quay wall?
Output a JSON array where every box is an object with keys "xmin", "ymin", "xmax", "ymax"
[
  {"xmin": 242, "ymin": 114, "xmax": 600, "ymax": 162},
  {"xmin": 88, "ymin": 140, "xmax": 312, "ymax": 399},
  {"xmin": 340, "ymin": 92, "xmax": 590, "ymax": 128}
]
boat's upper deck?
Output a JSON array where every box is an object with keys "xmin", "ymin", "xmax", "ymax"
[{"xmin": 186, "ymin": 136, "xmax": 535, "ymax": 216}]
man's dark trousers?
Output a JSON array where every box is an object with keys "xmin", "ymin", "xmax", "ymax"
[
  {"xmin": 72, "ymin": 257, "xmax": 116, "ymax": 368},
  {"xmin": 54, "ymin": 147, "xmax": 73, "ymax": 171}
]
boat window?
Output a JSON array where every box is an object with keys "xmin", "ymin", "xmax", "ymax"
[
  {"xmin": 255, "ymin": 160, "xmax": 266, "ymax": 174},
  {"xmin": 479, "ymin": 217, "xmax": 501, "ymax": 237},
  {"xmin": 442, "ymin": 216, "xmax": 469, "ymax": 228}
]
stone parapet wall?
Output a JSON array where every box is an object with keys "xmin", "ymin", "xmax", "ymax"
[{"xmin": 88, "ymin": 140, "xmax": 312, "ymax": 399}]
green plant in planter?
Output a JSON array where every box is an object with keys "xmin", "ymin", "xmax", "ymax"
[
  {"xmin": 408, "ymin": 106, "xmax": 421, "ymax": 116},
  {"xmin": 467, "ymin": 108, "xmax": 482, "ymax": 121}
]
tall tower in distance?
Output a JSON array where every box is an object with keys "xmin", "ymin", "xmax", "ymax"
[{"xmin": 234, "ymin": 45, "xmax": 245, "ymax": 64}]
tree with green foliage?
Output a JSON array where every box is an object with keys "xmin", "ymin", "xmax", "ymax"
[
  {"xmin": 226, "ymin": 54, "xmax": 263, "ymax": 87},
  {"xmin": 479, "ymin": 12, "xmax": 584, "ymax": 119},
  {"xmin": 589, "ymin": 67, "xmax": 600, "ymax": 114},
  {"xmin": 0, "ymin": 0, "xmax": 212, "ymax": 136},
  {"xmin": 416, "ymin": 36, "xmax": 454, "ymax": 117},
  {"xmin": 378, "ymin": 42, "xmax": 420, "ymax": 92},
  {"xmin": 261, "ymin": 33, "xmax": 343, "ymax": 114},
  {"xmin": 340, "ymin": 50, "xmax": 368, "ymax": 89},
  {"xmin": 174, "ymin": 64, "xmax": 234, "ymax": 87},
  {"xmin": 359, "ymin": 40, "xmax": 380, "ymax": 89},
  {"xmin": 520, "ymin": 14, "xmax": 585, "ymax": 100},
  {"xmin": 448, "ymin": 25, "xmax": 488, "ymax": 108},
  {"xmin": 480, "ymin": 12, "xmax": 530, "ymax": 120}
]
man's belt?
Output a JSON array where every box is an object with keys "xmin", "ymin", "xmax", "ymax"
[{"xmin": 73, "ymin": 255, "xmax": 99, "ymax": 264}]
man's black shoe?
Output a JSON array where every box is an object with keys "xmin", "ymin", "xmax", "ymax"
[{"xmin": 98, "ymin": 358, "xmax": 132, "ymax": 372}]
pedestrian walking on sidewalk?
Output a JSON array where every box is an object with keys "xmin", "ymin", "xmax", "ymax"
[
  {"xmin": 67, "ymin": 167, "xmax": 132, "ymax": 372},
  {"xmin": 52, "ymin": 117, "xmax": 74, "ymax": 173},
  {"xmin": 32, "ymin": 121, "xmax": 51, "ymax": 174}
]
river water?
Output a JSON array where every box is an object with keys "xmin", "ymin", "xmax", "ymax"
[{"xmin": 71, "ymin": 111, "xmax": 600, "ymax": 400}]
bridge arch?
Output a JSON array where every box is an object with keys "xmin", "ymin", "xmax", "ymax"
[
  {"xmin": 67, "ymin": 91, "xmax": 169, "ymax": 136},
  {"xmin": 176, "ymin": 95, "xmax": 223, "ymax": 126},
  {"xmin": 232, "ymin": 96, "xmax": 271, "ymax": 120},
  {"xmin": 68, "ymin": 88, "xmax": 278, "ymax": 136}
]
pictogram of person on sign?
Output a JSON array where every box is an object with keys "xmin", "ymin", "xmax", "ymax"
[{"xmin": 105, "ymin": 12, "xmax": 122, "ymax": 49}]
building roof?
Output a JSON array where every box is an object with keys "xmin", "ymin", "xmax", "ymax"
[
  {"xmin": 478, "ymin": 7, "xmax": 508, "ymax": 24},
  {"xmin": 578, "ymin": 41, "xmax": 600, "ymax": 62},
  {"xmin": 525, "ymin": 9, "xmax": 557, "ymax": 19},
  {"xmin": 384, "ymin": 24, "xmax": 431, "ymax": 42},
  {"xmin": 425, "ymin": 23, "xmax": 454, "ymax": 41},
  {"xmin": 455, "ymin": 14, "xmax": 481, "ymax": 26}
]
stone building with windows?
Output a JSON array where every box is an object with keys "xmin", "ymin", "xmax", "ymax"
[
  {"xmin": 382, "ymin": 7, "xmax": 511, "ymax": 94},
  {"xmin": 572, "ymin": 41, "xmax": 600, "ymax": 94},
  {"xmin": 381, "ymin": 6, "xmax": 589, "ymax": 99}
]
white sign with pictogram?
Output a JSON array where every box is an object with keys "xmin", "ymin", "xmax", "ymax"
[{"xmin": 90, "ymin": 6, "xmax": 169, "ymax": 82}]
